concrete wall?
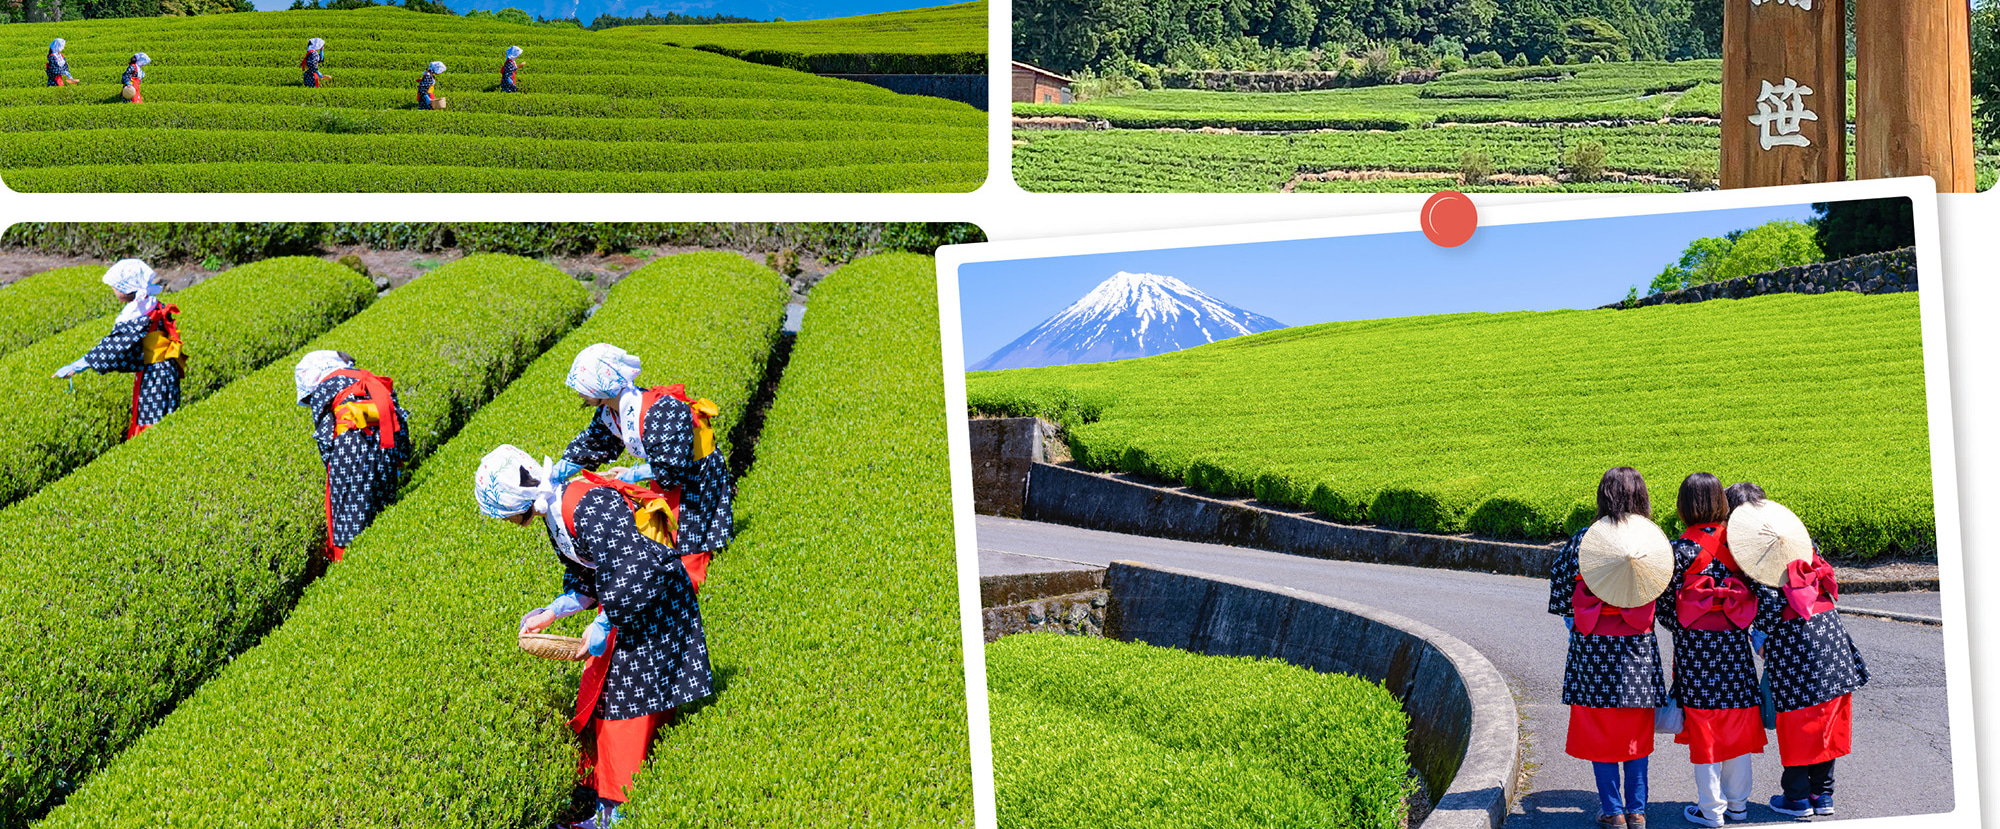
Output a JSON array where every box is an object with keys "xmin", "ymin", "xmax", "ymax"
[
  {"xmin": 969, "ymin": 418, "xmax": 1050, "ymax": 517},
  {"xmin": 1606, "ymin": 247, "xmax": 1917, "ymax": 309},
  {"xmin": 1025, "ymin": 462, "xmax": 1557, "ymax": 576},
  {"xmin": 1106, "ymin": 561, "xmax": 1518, "ymax": 829},
  {"xmin": 824, "ymin": 74, "xmax": 988, "ymax": 110}
]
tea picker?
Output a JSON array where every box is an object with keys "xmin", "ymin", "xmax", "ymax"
[
  {"xmin": 121, "ymin": 53, "xmax": 150, "ymax": 103},
  {"xmin": 51, "ymin": 259, "xmax": 184, "ymax": 438},
  {"xmin": 301, "ymin": 37, "xmax": 329, "ymax": 87},
  {"xmin": 477, "ymin": 446, "xmax": 715, "ymax": 829},
  {"xmin": 46, "ymin": 39, "xmax": 77, "ymax": 87},
  {"xmin": 501, "ymin": 46, "xmax": 523, "ymax": 92},
  {"xmin": 418, "ymin": 60, "xmax": 446, "ymax": 110},
  {"xmin": 1729, "ymin": 488, "xmax": 1868, "ymax": 819},
  {"xmin": 295, "ymin": 350, "xmax": 410, "ymax": 562},
  {"xmin": 549, "ymin": 343, "xmax": 734, "ymax": 591}
]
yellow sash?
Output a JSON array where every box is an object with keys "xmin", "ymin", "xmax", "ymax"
[
  {"xmin": 690, "ymin": 398, "xmax": 719, "ymax": 460},
  {"xmin": 632, "ymin": 496, "xmax": 678, "ymax": 547},
  {"xmin": 333, "ymin": 401, "xmax": 381, "ymax": 437},
  {"xmin": 139, "ymin": 330, "xmax": 181, "ymax": 364}
]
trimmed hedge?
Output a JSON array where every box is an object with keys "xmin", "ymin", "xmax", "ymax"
[
  {"xmin": 35, "ymin": 252, "xmax": 787, "ymax": 827},
  {"xmin": 0, "ymin": 254, "xmax": 589, "ymax": 827},
  {"xmin": 0, "ymin": 265, "xmax": 115, "ymax": 359},
  {"xmin": 3, "ymin": 160, "xmax": 986, "ymax": 193},
  {"xmin": 617, "ymin": 253, "xmax": 969, "ymax": 827},
  {"xmin": 0, "ymin": 257, "xmax": 374, "ymax": 507},
  {"xmin": 987, "ymin": 634, "xmax": 1414, "ymax": 829},
  {"xmin": 687, "ymin": 45, "xmax": 984, "ymax": 75}
]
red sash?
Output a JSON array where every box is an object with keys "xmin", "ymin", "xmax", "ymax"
[
  {"xmin": 1676, "ymin": 524, "xmax": 1756, "ymax": 631},
  {"xmin": 326, "ymin": 368, "xmax": 401, "ymax": 449},
  {"xmin": 1572, "ymin": 580, "xmax": 1655, "ymax": 636},
  {"xmin": 1780, "ymin": 556, "xmax": 1839, "ymax": 620}
]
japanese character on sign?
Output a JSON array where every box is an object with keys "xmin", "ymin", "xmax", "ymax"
[
  {"xmin": 1749, "ymin": 78, "xmax": 1815, "ymax": 150},
  {"xmin": 1749, "ymin": 0, "xmax": 1813, "ymax": 8}
]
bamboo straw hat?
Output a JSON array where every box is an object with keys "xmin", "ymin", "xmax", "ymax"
[
  {"xmin": 1728, "ymin": 499, "xmax": 1814, "ymax": 586},
  {"xmin": 518, "ymin": 632, "xmax": 586, "ymax": 661},
  {"xmin": 1577, "ymin": 515, "xmax": 1675, "ymax": 608}
]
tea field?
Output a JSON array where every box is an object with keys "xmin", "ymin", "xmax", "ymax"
[
  {"xmin": 987, "ymin": 633, "xmax": 1413, "ymax": 829},
  {"xmin": 1013, "ymin": 61, "xmax": 2000, "ymax": 192},
  {"xmin": 967, "ymin": 292, "xmax": 1933, "ymax": 558},
  {"xmin": 610, "ymin": 1, "xmax": 986, "ymax": 74},
  {"xmin": 0, "ymin": 6, "xmax": 985, "ymax": 192},
  {"xmin": 7, "ymin": 251, "xmax": 969, "ymax": 827}
]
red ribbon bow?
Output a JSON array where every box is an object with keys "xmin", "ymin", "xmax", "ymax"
[
  {"xmin": 1572, "ymin": 580, "xmax": 1655, "ymax": 636},
  {"xmin": 1678, "ymin": 572, "xmax": 1757, "ymax": 630},
  {"xmin": 1783, "ymin": 557, "xmax": 1839, "ymax": 620}
]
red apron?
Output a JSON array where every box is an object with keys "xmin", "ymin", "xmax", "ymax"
[
  {"xmin": 1567, "ymin": 706, "xmax": 1655, "ymax": 763},
  {"xmin": 1676, "ymin": 707, "xmax": 1767, "ymax": 763},
  {"xmin": 1776, "ymin": 694, "xmax": 1853, "ymax": 766}
]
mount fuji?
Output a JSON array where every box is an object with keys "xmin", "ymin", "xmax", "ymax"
[{"xmin": 971, "ymin": 272, "xmax": 1285, "ymax": 371}]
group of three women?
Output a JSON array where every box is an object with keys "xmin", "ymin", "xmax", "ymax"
[{"xmin": 1551, "ymin": 467, "xmax": 1868, "ymax": 828}]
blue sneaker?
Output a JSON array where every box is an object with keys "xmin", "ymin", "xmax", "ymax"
[
  {"xmin": 1768, "ymin": 796, "xmax": 1813, "ymax": 818},
  {"xmin": 1811, "ymin": 795, "xmax": 1834, "ymax": 816}
]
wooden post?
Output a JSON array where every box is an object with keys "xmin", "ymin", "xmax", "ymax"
[
  {"xmin": 1855, "ymin": 0, "xmax": 1976, "ymax": 192},
  {"xmin": 1720, "ymin": 0, "xmax": 1846, "ymax": 188}
]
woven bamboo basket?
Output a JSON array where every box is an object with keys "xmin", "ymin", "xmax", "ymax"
[{"xmin": 518, "ymin": 632, "xmax": 585, "ymax": 661}]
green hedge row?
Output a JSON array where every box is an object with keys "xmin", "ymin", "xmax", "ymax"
[
  {"xmin": 0, "ymin": 102, "xmax": 984, "ymax": 145},
  {"xmin": 1012, "ymin": 102, "xmax": 1423, "ymax": 131},
  {"xmin": 2, "ymin": 159, "xmax": 987, "ymax": 192},
  {"xmin": 0, "ymin": 257, "xmax": 374, "ymax": 508},
  {"xmin": 35, "ymin": 252, "xmax": 787, "ymax": 827},
  {"xmin": 3, "ymin": 129, "xmax": 978, "ymax": 174},
  {"xmin": 688, "ymin": 45, "xmax": 985, "ymax": 75},
  {"xmin": 0, "ymin": 265, "xmax": 115, "ymax": 360},
  {"xmin": 987, "ymin": 634, "xmax": 1414, "ymax": 829},
  {"xmin": 1, "ymin": 221, "xmax": 988, "ymax": 262},
  {"xmin": 617, "ymin": 253, "xmax": 969, "ymax": 827},
  {"xmin": 0, "ymin": 254, "xmax": 589, "ymax": 827}
]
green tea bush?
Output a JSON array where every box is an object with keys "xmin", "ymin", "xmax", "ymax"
[
  {"xmin": 616, "ymin": 253, "xmax": 968, "ymax": 826},
  {"xmin": 0, "ymin": 254, "xmax": 588, "ymax": 827},
  {"xmin": 987, "ymin": 634, "xmax": 1413, "ymax": 829},
  {"xmin": 4, "ymin": 159, "xmax": 986, "ymax": 193},
  {"xmin": 0, "ymin": 257, "xmax": 373, "ymax": 507},
  {"xmin": 968, "ymin": 293, "xmax": 1931, "ymax": 557},
  {"xmin": 612, "ymin": 1, "xmax": 985, "ymax": 74},
  {"xmin": 35, "ymin": 253, "xmax": 787, "ymax": 828},
  {"xmin": 0, "ymin": 265, "xmax": 115, "ymax": 359}
]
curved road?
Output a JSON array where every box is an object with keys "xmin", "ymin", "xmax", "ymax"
[{"xmin": 977, "ymin": 515, "xmax": 1953, "ymax": 827}]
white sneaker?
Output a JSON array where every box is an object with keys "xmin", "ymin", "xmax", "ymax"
[
  {"xmin": 1723, "ymin": 804, "xmax": 1749, "ymax": 822},
  {"xmin": 1683, "ymin": 805, "xmax": 1724, "ymax": 828}
]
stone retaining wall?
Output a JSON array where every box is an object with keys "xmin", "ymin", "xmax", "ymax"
[
  {"xmin": 1106, "ymin": 561, "xmax": 1518, "ymax": 829},
  {"xmin": 1608, "ymin": 247, "xmax": 1917, "ymax": 309}
]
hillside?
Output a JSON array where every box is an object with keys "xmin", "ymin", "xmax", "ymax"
[
  {"xmin": 968, "ymin": 292, "xmax": 1934, "ymax": 558},
  {"xmin": 0, "ymin": 6, "xmax": 985, "ymax": 192},
  {"xmin": 610, "ymin": 1, "xmax": 986, "ymax": 74}
]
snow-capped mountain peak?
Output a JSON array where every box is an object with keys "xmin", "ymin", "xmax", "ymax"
[{"xmin": 972, "ymin": 272, "xmax": 1285, "ymax": 371}]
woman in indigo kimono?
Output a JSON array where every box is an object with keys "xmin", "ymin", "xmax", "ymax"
[
  {"xmin": 479, "ymin": 446, "xmax": 714, "ymax": 829},
  {"xmin": 47, "ymin": 39, "xmax": 77, "ymax": 86},
  {"xmin": 121, "ymin": 53, "xmax": 150, "ymax": 102},
  {"xmin": 52, "ymin": 259, "xmax": 183, "ymax": 438},
  {"xmin": 418, "ymin": 61, "xmax": 445, "ymax": 109},
  {"xmin": 302, "ymin": 38, "xmax": 327, "ymax": 87},
  {"xmin": 501, "ymin": 45, "xmax": 523, "ymax": 92},
  {"xmin": 547, "ymin": 343, "xmax": 734, "ymax": 590},
  {"xmin": 296, "ymin": 350, "xmax": 410, "ymax": 562}
]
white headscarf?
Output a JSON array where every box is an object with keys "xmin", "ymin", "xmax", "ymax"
[
  {"xmin": 565, "ymin": 343, "xmax": 642, "ymax": 400},
  {"xmin": 428, "ymin": 61, "xmax": 447, "ymax": 74},
  {"xmin": 474, "ymin": 445, "xmax": 557, "ymax": 519},
  {"xmin": 308, "ymin": 37, "xmax": 325, "ymax": 51},
  {"xmin": 506, "ymin": 46, "xmax": 523, "ymax": 59},
  {"xmin": 293, "ymin": 350, "xmax": 352, "ymax": 404},
  {"xmin": 103, "ymin": 259, "xmax": 160, "ymax": 323},
  {"xmin": 49, "ymin": 39, "xmax": 65, "ymax": 53}
]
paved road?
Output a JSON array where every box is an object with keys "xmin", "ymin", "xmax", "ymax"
[{"xmin": 977, "ymin": 515, "xmax": 1954, "ymax": 827}]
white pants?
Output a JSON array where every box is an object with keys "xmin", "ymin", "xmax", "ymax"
[{"xmin": 1691, "ymin": 755, "xmax": 1755, "ymax": 821}]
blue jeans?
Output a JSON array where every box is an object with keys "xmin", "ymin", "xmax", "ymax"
[{"xmin": 1593, "ymin": 757, "xmax": 1649, "ymax": 815}]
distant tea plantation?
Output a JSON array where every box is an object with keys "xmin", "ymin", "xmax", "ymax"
[
  {"xmin": 0, "ymin": 244, "xmax": 970, "ymax": 827},
  {"xmin": 968, "ymin": 292, "xmax": 1933, "ymax": 558},
  {"xmin": 0, "ymin": 5, "xmax": 985, "ymax": 192}
]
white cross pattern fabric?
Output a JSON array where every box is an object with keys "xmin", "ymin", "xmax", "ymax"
[
  {"xmin": 83, "ymin": 315, "xmax": 182, "ymax": 428},
  {"xmin": 1660, "ymin": 539, "xmax": 1761, "ymax": 710},
  {"xmin": 1549, "ymin": 527, "xmax": 1670, "ymax": 708},
  {"xmin": 1752, "ymin": 573, "xmax": 1869, "ymax": 712},
  {"xmin": 307, "ymin": 375, "xmax": 412, "ymax": 547},
  {"xmin": 561, "ymin": 391, "xmax": 737, "ymax": 556},
  {"xmin": 560, "ymin": 486, "xmax": 715, "ymax": 720}
]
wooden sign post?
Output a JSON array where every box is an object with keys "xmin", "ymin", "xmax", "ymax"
[
  {"xmin": 1720, "ymin": 0, "xmax": 1846, "ymax": 188},
  {"xmin": 1855, "ymin": 0, "xmax": 1977, "ymax": 192}
]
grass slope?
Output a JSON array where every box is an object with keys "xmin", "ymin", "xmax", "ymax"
[
  {"xmin": 967, "ymin": 293, "xmax": 1931, "ymax": 558},
  {"xmin": 610, "ymin": 1, "xmax": 984, "ymax": 74},
  {"xmin": 34, "ymin": 253, "xmax": 788, "ymax": 828},
  {"xmin": 988, "ymin": 634, "xmax": 1412, "ymax": 829},
  {"xmin": 0, "ymin": 265, "xmax": 115, "ymax": 359},
  {"xmin": 618, "ymin": 253, "xmax": 970, "ymax": 827},
  {"xmin": 0, "ymin": 7, "xmax": 984, "ymax": 192}
]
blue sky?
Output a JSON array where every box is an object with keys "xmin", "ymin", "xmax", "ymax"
[
  {"xmin": 957, "ymin": 203, "xmax": 1820, "ymax": 365},
  {"xmin": 251, "ymin": 0, "xmax": 936, "ymax": 21}
]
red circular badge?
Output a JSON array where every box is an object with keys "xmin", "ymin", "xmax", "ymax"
[{"xmin": 1420, "ymin": 190, "xmax": 1478, "ymax": 248}]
